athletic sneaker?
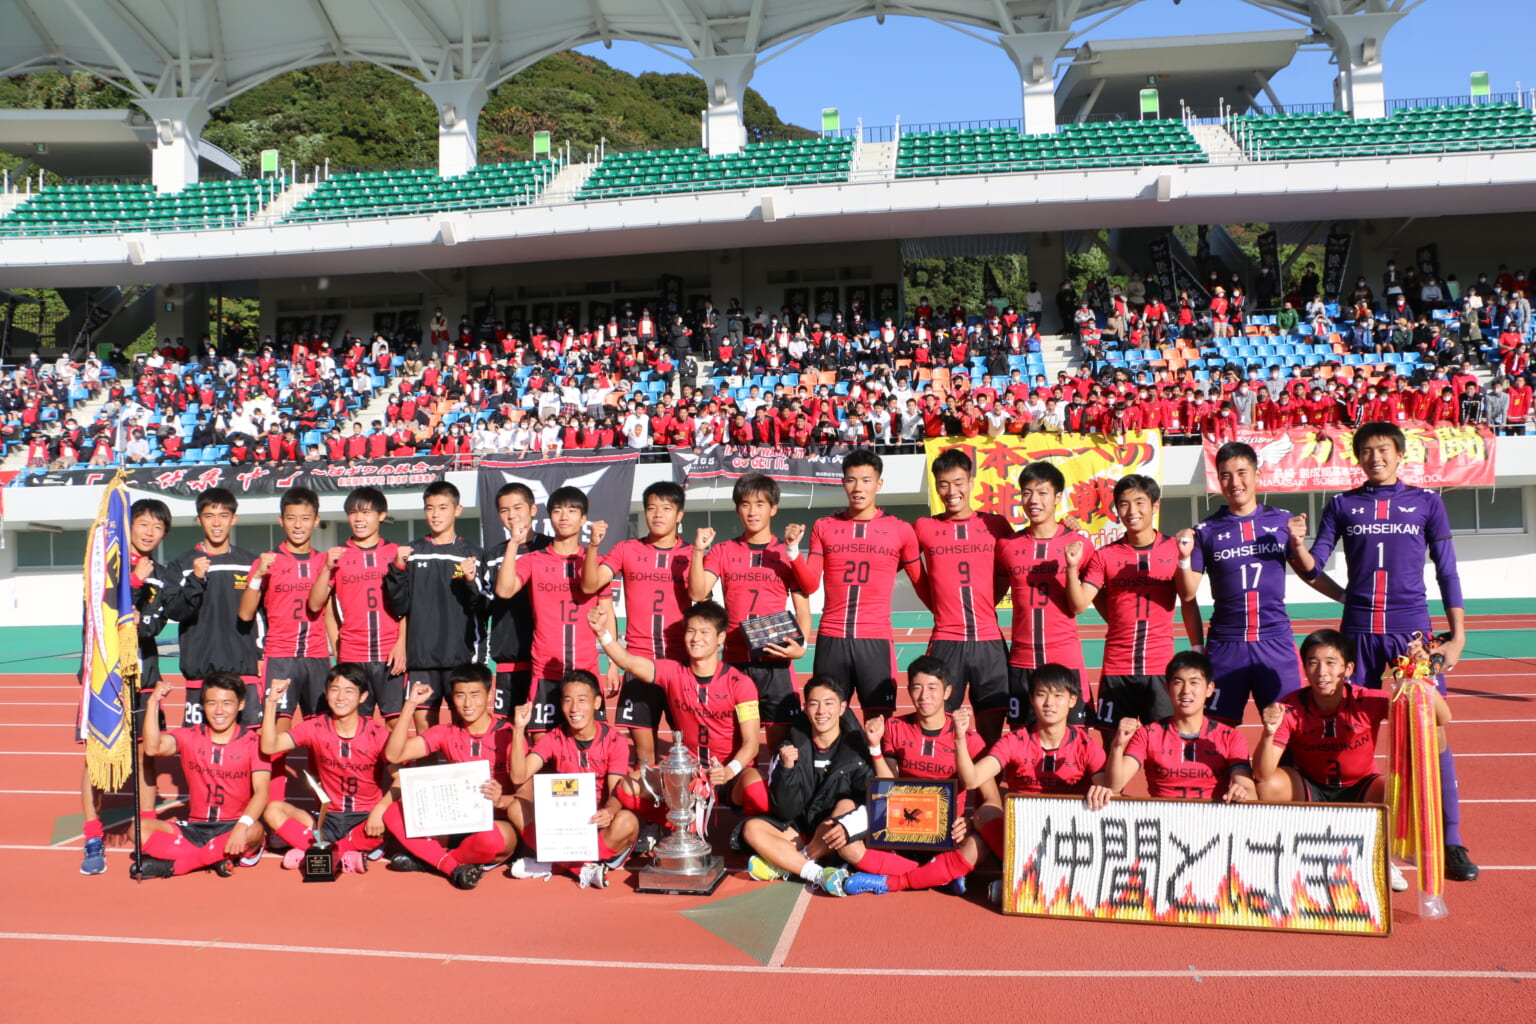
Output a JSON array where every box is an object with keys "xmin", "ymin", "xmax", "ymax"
[
  {"xmin": 814, "ymin": 865, "xmax": 849, "ymax": 897},
  {"xmin": 748, "ymin": 855, "xmax": 790, "ymax": 882},
  {"xmin": 1445, "ymin": 845, "xmax": 1479, "ymax": 882},
  {"xmin": 1388, "ymin": 861, "xmax": 1408, "ymax": 892},
  {"xmin": 844, "ymin": 872, "xmax": 890, "ymax": 896},
  {"xmin": 80, "ymin": 837, "xmax": 107, "ymax": 876},
  {"xmin": 210, "ymin": 859, "xmax": 234, "ymax": 878},
  {"xmin": 942, "ymin": 875, "xmax": 968, "ymax": 898},
  {"xmin": 128, "ymin": 856, "xmax": 176, "ymax": 880},
  {"xmin": 508, "ymin": 857, "xmax": 554, "ymax": 880},
  {"xmin": 449, "ymin": 863, "xmax": 483, "ymax": 890},
  {"xmin": 988, "ymin": 880, "xmax": 1003, "ymax": 906},
  {"xmin": 340, "ymin": 850, "xmax": 366, "ymax": 874},
  {"xmin": 366, "ymin": 845, "xmax": 385, "ymax": 862},
  {"xmin": 387, "ymin": 851, "xmax": 432, "ymax": 873},
  {"xmin": 238, "ymin": 848, "xmax": 263, "ymax": 868},
  {"xmin": 281, "ymin": 848, "xmax": 306, "ymax": 870},
  {"xmin": 578, "ymin": 861, "xmax": 609, "ymax": 889},
  {"xmin": 633, "ymin": 821, "xmax": 664, "ymax": 857}
]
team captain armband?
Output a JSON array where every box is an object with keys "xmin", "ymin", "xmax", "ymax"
[{"xmin": 734, "ymin": 700, "xmax": 761, "ymax": 723}]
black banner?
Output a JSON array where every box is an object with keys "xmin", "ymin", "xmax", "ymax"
[
  {"xmin": 1149, "ymin": 236, "xmax": 1208, "ymax": 305},
  {"xmin": 670, "ymin": 444, "xmax": 847, "ymax": 487},
  {"xmin": 476, "ymin": 453, "xmax": 638, "ymax": 553},
  {"xmin": 18, "ymin": 456, "xmax": 457, "ymax": 498},
  {"xmin": 1257, "ymin": 230, "xmax": 1280, "ymax": 272},
  {"xmin": 1323, "ymin": 229, "xmax": 1353, "ymax": 302}
]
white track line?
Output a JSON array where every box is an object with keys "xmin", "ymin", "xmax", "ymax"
[
  {"xmin": 766, "ymin": 886, "xmax": 812, "ymax": 969},
  {"xmin": 0, "ymin": 932, "xmax": 1530, "ymax": 979}
]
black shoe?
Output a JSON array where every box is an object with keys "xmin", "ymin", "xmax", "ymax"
[
  {"xmin": 1445, "ymin": 844, "xmax": 1479, "ymax": 881},
  {"xmin": 450, "ymin": 863, "xmax": 483, "ymax": 890},
  {"xmin": 128, "ymin": 856, "xmax": 176, "ymax": 880},
  {"xmin": 210, "ymin": 859, "xmax": 234, "ymax": 878},
  {"xmin": 387, "ymin": 851, "xmax": 431, "ymax": 873}
]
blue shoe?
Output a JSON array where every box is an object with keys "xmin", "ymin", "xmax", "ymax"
[
  {"xmin": 844, "ymin": 871, "xmax": 890, "ymax": 896},
  {"xmin": 942, "ymin": 875, "xmax": 967, "ymax": 897},
  {"xmin": 80, "ymin": 837, "xmax": 107, "ymax": 876}
]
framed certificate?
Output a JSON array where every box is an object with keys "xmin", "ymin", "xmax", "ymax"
[
  {"xmin": 532, "ymin": 773, "xmax": 599, "ymax": 862},
  {"xmin": 398, "ymin": 760, "xmax": 493, "ymax": 839},
  {"xmin": 867, "ymin": 778, "xmax": 958, "ymax": 851}
]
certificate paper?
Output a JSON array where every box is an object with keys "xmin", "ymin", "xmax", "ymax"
[
  {"xmin": 398, "ymin": 760, "xmax": 493, "ymax": 838},
  {"xmin": 533, "ymin": 773, "xmax": 599, "ymax": 862}
]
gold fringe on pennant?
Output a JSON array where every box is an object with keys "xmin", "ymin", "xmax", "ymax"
[{"xmin": 83, "ymin": 471, "xmax": 138, "ymax": 792}]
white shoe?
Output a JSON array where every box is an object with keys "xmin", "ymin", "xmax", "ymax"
[
  {"xmin": 1389, "ymin": 861, "xmax": 1409, "ymax": 892},
  {"xmin": 633, "ymin": 821, "xmax": 663, "ymax": 857},
  {"xmin": 509, "ymin": 857, "xmax": 553, "ymax": 880},
  {"xmin": 578, "ymin": 861, "xmax": 608, "ymax": 889}
]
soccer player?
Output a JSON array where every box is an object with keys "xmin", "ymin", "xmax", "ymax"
[
  {"xmin": 494, "ymin": 486, "xmax": 610, "ymax": 733},
  {"xmin": 996, "ymin": 461, "xmax": 1092, "ymax": 730},
  {"xmin": 382, "ymin": 665, "xmax": 518, "ymax": 890},
  {"xmin": 787, "ymin": 448, "xmax": 925, "ymax": 725},
  {"xmin": 133, "ymin": 674, "xmax": 269, "ymax": 878},
  {"xmin": 689, "ymin": 472, "xmax": 811, "ymax": 750},
  {"xmin": 506, "ymin": 670, "xmax": 640, "ymax": 889},
  {"xmin": 739, "ymin": 675, "xmax": 873, "ymax": 897},
  {"xmin": 307, "ymin": 486, "xmax": 407, "ymax": 717},
  {"xmin": 914, "ymin": 449, "xmax": 1014, "ymax": 743},
  {"xmin": 1104, "ymin": 652, "xmax": 1257, "ymax": 802},
  {"xmin": 581, "ymin": 481, "xmax": 694, "ymax": 768},
  {"xmin": 840, "ymin": 657, "xmax": 999, "ymax": 896},
  {"xmin": 590, "ymin": 600, "xmax": 769, "ymax": 817},
  {"xmin": 160, "ymin": 488, "xmax": 261, "ymax": 726},
  {"xmin": 383, "ymin": 481, "xmax": 484, "ymax": 733},
  {"xmin": 1066, "ymin": 474, "xmax": 1203, "ymax": 728},
  {"xmin": 1289, "ymin": 424, "xmax": 1478, "ymax": 880},
  {"xmin": 1175, "ymin": 441, "xmax": 1306, "ymax": 723},
  {"xmin": 479, "ymin": 482, "xmax": 550, "ymax": 720},
  {"xmin": 80, "ymin": 498, "xmax": 171, "ymax": 875},
  {"xmin": 240, "ymin": 487, "xmax": 333, "ymax": 722}
]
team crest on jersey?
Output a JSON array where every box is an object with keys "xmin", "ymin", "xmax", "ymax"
[
  {"xmin": 232, "ymin": 571, "xmax": 249, "ymax": 590},
  {"xmin": 1398, "ymin": 506, "xmax": 1417, "ymax": 513}
]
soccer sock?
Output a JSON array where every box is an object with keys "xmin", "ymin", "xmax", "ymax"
[
  {"xmin": 596, "ymin": 834, "xmax": 621, "ymax": 861},
  {"xmin": 442, "ymin": 828, "xmax": 506, "ymax": 871},
  {"xmin": 83, "ymin": 819, "xmax": 104, "ymax": 841},
  {"xmin": 275, "ymin": 819, "xmax": 314, "ymax": 852},
  {"xmin": 889, "ymin": 851, "xmax": 973, "ymax": 893},
  {"xmin": 334, "ymin": 824, "xmax": 383, "ymax": 856},
  {"xmin": 979, "ymin": 817, "xmax": 1006, "ymax": 858},
  {"xmin": 854, "ymin": 849, "xmax": 920, "ymax": 874},
  {"xmin": 174, "ymin": 836, "xmax": 233, "ymax": 875},
  {"xmin": 1440, "ymin": 747, "xmax": 1464, "ymax": 847},
  {"xmin": 382, "ymin": 802, "xmax": 451, "ymax": 871},
  {"xmin": 797, "ymin": 862, "xmax": 822, "ymax": 883},
  {"xmin": 740, "ymin": 778, "xmax": 770, "ymax": 817},
  {"xmin": 142, "ymin": 830, "xmax": 182, "ymax": 862}
]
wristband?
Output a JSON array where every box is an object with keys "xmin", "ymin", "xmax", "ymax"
[
  {"xmin": 238, "ymin": 815, "xmax": 255, "ymax": 827},
  {"xmin": 1177, "ymin": 558, "xmax": 1192, "ymax": 570},
  {"xmin": 598, "ymin": 630, "xmax": 615, "ymax": 646},
  {"xmin": 785, "ymin": 545, "xmax": 800, "ymax": 561},
  {"xmin": 727, "ymin": 759, "xmax": 743, "ymax": 777},
  {"xmin": 869, "ymin": 746, "xmax": 883, "ymax": 758}
]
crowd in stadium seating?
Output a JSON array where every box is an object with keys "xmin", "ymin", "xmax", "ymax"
[{"xmin": 5, "ymin": 260, "xmax": 1533, "ymax": 471}]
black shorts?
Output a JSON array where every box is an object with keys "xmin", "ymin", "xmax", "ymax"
[
  {"xmin": 1095, "ymin": 674, "xmax": 1172, "ymax": 727},
  {"xmin": 1301, "ymin": 773, "xmax": 1381, "ymax": 804},
  {"xmin": 266, "ymin": 657, "xmax": 332, "ymax": 718},
  {"xmin": 175, "ymin": 819, "xmax": 238, "ymax": 847},
  {"xmin": 927, "ymin": 639, "xmax": 1009, "ymax": 714},
  {"xmin": 615, "ymin": 674, "xmax": 667, "ymax": 731},
  {"xmin": 358, "ymin": 661, "xmax": 404, "ymax": 717},
  {"xmin": 381, "ymin": 668, "xmax": 449, "ymax": 718},
  {"xmin": 1007, "ymin": 666, "xmax": 1092, "ymax": 727},
  {"xmin": 730, "ymin": 662, "xmax": 798, "ymax": 725},
  {"xmin": 527, "ymin": 678, "xmax": 563, "ymax": 733},
  {"xmin": 493, "ymin": 666, "xmax": 532, "ymax": 719},
  {"xmin": 317, "ymin": 809, "xmax": 371, "ymax": 844},
  {"xmin": 813, "ymin": 636, "xmax": 896, "ymax": 714}
]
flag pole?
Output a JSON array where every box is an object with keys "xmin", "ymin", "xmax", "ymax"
[{"xmin": 128, "ymin": 688, "xmax": 143, "ymax": 880}]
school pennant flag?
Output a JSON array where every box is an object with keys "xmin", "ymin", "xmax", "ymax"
[{"xmin": 79, "ymin": 473, "xmax": 139, "ymax": 791}]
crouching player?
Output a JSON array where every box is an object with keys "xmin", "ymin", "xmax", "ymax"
[
  {"xmin": 740, "ymin": 675, "xmax": 875, "ymax": 897},
  {"xmin": 382, "ymin": 666, "xmax": 518, "ymax": 890},
  {"xmin": 506, "ymin": 670, "xmax": 640, "ymax": 889},
  {"xmin": 1253, "ymin": 630, "xmax": 1446, "ymax": 891},
  {"xmin": 841, "ymin": 656, "xmax": 1001, "ymax": 897},
  {"xmin": 259, "ymin": 664, "xmax": 392, "ymax": 874},
  {"xmin": 134, "ymin": 674, "xmax": 269, "ymax": 878},
  {"xmin": 1104, "ymin": 652, "xmax": 1257, "ymax": 803}
]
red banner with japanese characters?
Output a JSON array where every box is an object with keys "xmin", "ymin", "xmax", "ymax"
[{"xmin": 1202, "ymin": 423, "xmax": 1495, "ymax": 493}]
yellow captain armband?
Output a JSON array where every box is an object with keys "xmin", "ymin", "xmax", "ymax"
[{"xmin": 734, "ymin": 700, "xmax": 761, "ymax": 723}]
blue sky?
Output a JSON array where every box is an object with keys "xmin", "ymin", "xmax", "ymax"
[{"xmin": 578, "ymin": 0, "xmax": 1530, "ymax": 129}]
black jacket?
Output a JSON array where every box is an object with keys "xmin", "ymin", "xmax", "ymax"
[
  {"xmin": 768, "ymin": 719, "xmax": 875, "ymax": 833},
  {"xmin": 480, "ymin": 533, "xmax": 551, "ymax": 665},
  {"xmin": 160, "ymin": 544, "xmax": 261, "ymax": 679},
  {"xmin": 134, "ymin": 556, "xmax": 170, "ymax": 688},
  {"xmin": 383, "ymin": 536, "xmax": 486, "ymax": 669}
]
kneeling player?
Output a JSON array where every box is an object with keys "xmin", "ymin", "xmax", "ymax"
[
  {"xmin": 382, "ymin": 666, "xmax": 518, "ymax": 890},
  {"xmin": 740, "ymin": 675, "xmax": 874, "ymax": 896},
  {"xmin": 507, "ymin": 670, "xmax": 640, "ymax": 889},
  {"xmin": 134, "ymin": 674, "xmax": 269, "ymax": 878},
  {"xmin": 260, "ymin": 664, "xmax": 392, "ymax": 874},
  {"xmin": 841, "ymin": 656, "xmax": 1001, "ymax": 896},
  {"xmin": 1104, "ymin": 652, "xmax": 1257, "ymax": 803}
]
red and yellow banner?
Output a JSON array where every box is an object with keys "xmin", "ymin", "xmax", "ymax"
[{"xmin": 1202, "ymin": 423, "xmax": 1495, "ymax": 493}]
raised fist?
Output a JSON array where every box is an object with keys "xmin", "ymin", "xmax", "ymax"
[
  {"xmin": 192, "ymin": 555, "xmax": 210, "ymax": 579},
  {"xmin": 326, "ymin": 546, "xmax": 346, "ymax": 570},
  {"xmin": 508, "ymin": 519, "xmax": 530, "ymax": 545},
  {"xmin": 863, "ymin": 714, "xmax": 885, "ymax": 748},
  {"xmin": 588, "ymin": 604, "xmax": 614, "ymax": 635},
  {"xmin": 1063, "ymin": 541, "xmax": 1084, "ymax": 569},
  {"xmin": 458, "ymin": 555, "xmax": 478, "ymax": 580},
  {"xmin": 512, "ymin": 703, "xmax": 532, "ymax": 729},
  {"xmin": 254, "ymin": 551, "xmax": 277, "ymax": 578},
  {"xmin": 951, "ymin": 707, "xmax": 972, "ymax": 736},
  {"xmin": 783, "ymin": 522, "xmax": 805, "ymax": 548},
  {"xmin": 394, "ymin": 545, "xmax": 413, "ymax": 570},
  {"xmin": 1175, "ymin": 529, "xmax": 1195, "ymax": 558},
  {"xmin": 1261, "ymin": 703, "xmax": 1287, "ymax": 735},
  {"xmin": 132, "ymin": 557, "xmax": 155, "ymax": 583},
  {"xmin": 1114, "ymin": 717, "xmax": 1140, "ymax": 747},
  {"xmin": 694, "ymin": 526, "xmax": 716, "ymax": 551},
  {"xmin": 1286, "ymin": 514, "xmax": 1308, "ymax": 544},
  {"xmin": 587, "ymin": 520, "xmax": 608, "ymax": 547},
  {"xmin": 779, "ymin": 743, "xmax": 799, "ymax": 769},
  {"xmin": 265, "ymin": 678, "xmax": 291, "ymax": 704},
  {"xmin": 406, "ymin": 682, "xmax": 432, "ymax": 707}
]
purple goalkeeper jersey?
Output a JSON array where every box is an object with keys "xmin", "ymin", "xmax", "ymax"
[
  {"xmin": 1305, "ymin": 481, "xmax": 1463, "ymax": 635},
  {"xmin": 1191, "ymin": 504, "xmax": 1296, "ymax": 642}
]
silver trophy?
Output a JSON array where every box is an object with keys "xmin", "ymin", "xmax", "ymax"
[{"xmin": 636, "ymin": 735, "xmax": 725, "ymax": 894}]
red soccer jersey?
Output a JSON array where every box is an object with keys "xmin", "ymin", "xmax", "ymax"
[
  {"xmin": 517, "ymin": 549, "xmax": 602, "ymax": 682},
  {"xmin": 996, "ymin": 528, "xmax": 1088, "ymax": 674},
  {"xmin": 653, "ymin": 660, "xmax": 759, "ymax": 764},
  {"xmin": 170, "ymin": 725, "xmax": 271, "ymax": 822},
  {"xmin": 880, "ymin": 713, "xmax": 986, "ymax": 813},
  {"xmin": 1273, "ymin": 684, "xmax": 1389, "ymax": 787},
  {"xmin": 601, "ymin": 538, "xmax": 693, "ymax": 660},
  {"xmin": 702, "ymin": 537, "xmax": 803, "ymax": 664},
  {"xmin": 797, "ymin": 511, "xmax": 920, "ymax": 640},
  {"xmin": 1082, "ymin": 535, "xmax": 1180, "ymax": 677},
  {"xmin": 987, "ymin": 725, "xmax": 1106, "ymax": 794},
  {"xmin": 284, "ymin": 716, "xmax": 390, "ymax": 813},
  {"xmin": 331, "ymin": 539, "xmax": 402, "ymax": 662},
  {"xmin": 1125, "ymin": 718, "xmax": 1250, "ymax": 800},
  {"xmin": 529, "ymin": 723, "xmax": 632, "ymax": 803},
  {"xmin": 419, "ymin": 719, "xmax": 515, "ymax": 789},
  {"xmin": 915, "ymin": 511, "xmax": 1013, "ymax": 642},
  {"xmin": 251, "ymin": 549, "xmax": 330, "ymax": 659}
]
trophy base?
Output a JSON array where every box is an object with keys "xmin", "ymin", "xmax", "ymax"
[
  {"xmin": 300, "ymin": 847, "xmax": 338, "ymax": 883},
  {"xmin": 636, "ymin": 857, "xmax": 726, "ymax": 895}
]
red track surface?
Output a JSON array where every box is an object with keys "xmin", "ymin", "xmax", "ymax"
[{"xmin": 2, "ymin": 646, "xmax": 1533, "ymax": 1022}]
